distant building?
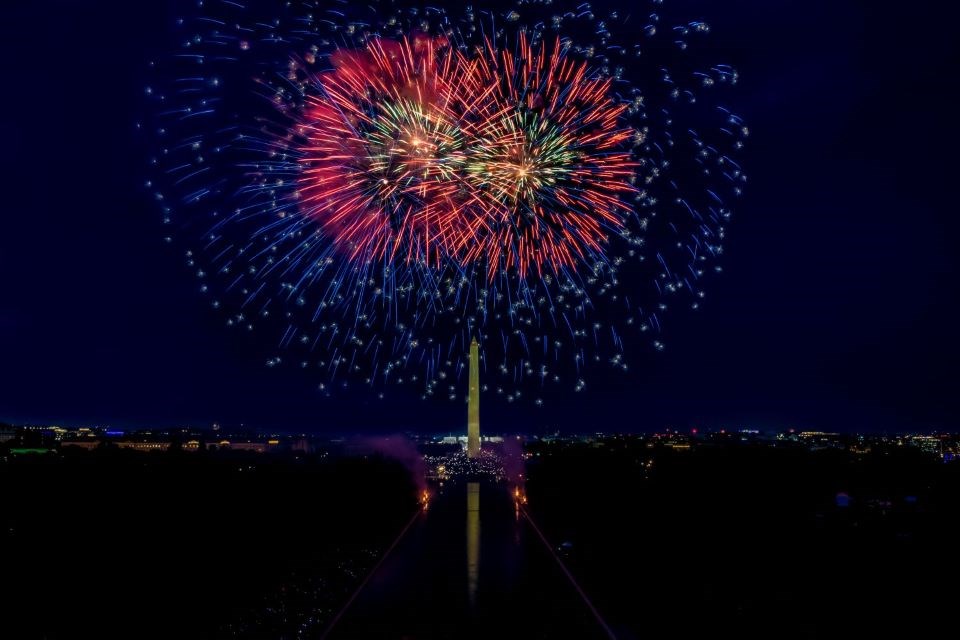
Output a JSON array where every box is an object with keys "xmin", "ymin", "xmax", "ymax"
[
  {"xmin": 291, "ymin": 437, "xmax": 313, "ymax": 454},
  {"xmin": 204, "ymin": 440, "xmax": 278, "ymax": 453},
  {"xmin": 908, "ymin": 436, "xmax": 940, "ymax": 455},
  {"xmin": 116, "ymin": 441, "xmax": 169, "ymax": 452},
  {"xmin": 0, "ymin": 425, "xmax": 17, "ymax": 443},
  {"xmin": 227, "ymin": 441, "xmax": 271, "ymax": 453},
  {"xmin": 60, "ymin": 441, "xmax": 101, "ymax": 451}
]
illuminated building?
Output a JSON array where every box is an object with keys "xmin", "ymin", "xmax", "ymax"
[
  {"xmin": 60, "ymin": 441, "xmax": 100, "ymax": 450},
  {"xmin": 907, "ymin": 436, "xmax": 941, "ymax": 455},
  {"xmin": 225, "ymin": 441, "xmax": 270, "ymax": 453},
  {"xmin": 116, "ymin": 441, "xmax": 169, "ymax": 452},
  {"xmin": 0, "ymin": 425, "xmax": 17, "ymax": 443},
  {"xmin": 291, "ymin": 437, "xmax": 313, "ymax": 454},
  {"xmin": 467, "ymin": 337, "xmax": 480, "ymax": 459}
]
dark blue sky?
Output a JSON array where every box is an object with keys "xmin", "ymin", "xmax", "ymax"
[{"xmin": 1, "ymin": 1, "xmax": 957, "ymax": 433}]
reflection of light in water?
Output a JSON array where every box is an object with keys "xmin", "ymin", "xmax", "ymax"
[{"xmin": 466, "ymin": 482, "xmax": 480, "ymax": 607}]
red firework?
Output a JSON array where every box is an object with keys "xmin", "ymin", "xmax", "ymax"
[{"xmin": 295, "ymin": 33, "xmax": 637, "ymax": 279}]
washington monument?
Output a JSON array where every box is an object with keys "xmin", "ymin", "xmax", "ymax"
[{"xmin": 467, "ymin": 337, "xmax": 480, "ymax": 458}]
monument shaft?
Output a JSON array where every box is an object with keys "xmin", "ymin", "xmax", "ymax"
[{"xmin": 467, "ymin": 338, "xmax": 480, "ymax": 458}]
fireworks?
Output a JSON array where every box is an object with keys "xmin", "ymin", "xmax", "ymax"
[
  {"xmin": 144, "ymin": 0, "xmax": 747, "ymax": 404},
  {"xmin": 296, "ymin": 31, "xmax": 637, "ymax": 279}
]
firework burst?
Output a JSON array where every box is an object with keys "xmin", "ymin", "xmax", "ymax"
[
  {"xmin": 297, "ymin": 35, "xmax": 474, "ymax": 267},
  {"xmin": 144, "ymin": 0, "xmax": 748, "ymax": 404},
  {"xmin": 456, "ymin": 31, "xmax": 638, "ymax": 280}
]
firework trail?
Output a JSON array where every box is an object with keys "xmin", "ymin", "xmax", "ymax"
[{"xmin": 144, "ymin": 0, "xmax": 748, "ymax": 405}]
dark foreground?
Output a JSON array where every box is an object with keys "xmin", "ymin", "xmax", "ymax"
[
  {"xmin": 3, "ymin": 437, "xmax": 960, "ymax": 638},
  {"xmin": 524, "ymin": 437, "xmax": 960, "ymax": 640},
  {"xmin": 1, "ymin": 448, "xmax": 417, "ymax": 639}
]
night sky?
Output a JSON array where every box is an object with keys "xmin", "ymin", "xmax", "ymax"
[{"xmin": 1, "ymin": 1, "xmax": 957, "ymax": 433}]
